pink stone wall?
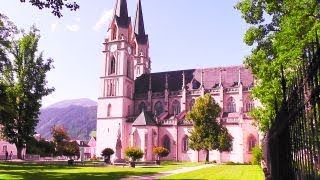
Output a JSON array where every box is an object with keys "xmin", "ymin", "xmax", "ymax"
[{"xmin": 0, "ymin": 140, "xmax": 18, "ymax": 159}]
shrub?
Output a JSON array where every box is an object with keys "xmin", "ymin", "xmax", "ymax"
[
  {"xmin": 101, "ymin": 148, "xmax": 114, "ymax": 158},
  {"xmin": 152, "ymin": 146, "xmax": 169, "ymax": 160},
  {"xmin": 252, "ymin": 145, "xmax": 263, "ymax": 165},
  {"xmin": 125, "ymin": 147, "xmax": 144, "ymax": 161},
  {"xmin": 224, "ymin": 161, "xmax": 244, "ymax": 165}
]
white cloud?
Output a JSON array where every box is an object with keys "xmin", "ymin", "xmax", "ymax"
[
  {"xmin": 74, "ymin": 17, "xmax": 81, "ymax": 22},
  {"xmin": 93, "ymin": 9, "xmax": 114, "ymax": 31},
  {"xmin": 66, "ymin": 24, "xmax": 80, "ymax": 32},
  {"xmin": 51, "ymin": 21, "xmax": 59, "ymax": 32}
]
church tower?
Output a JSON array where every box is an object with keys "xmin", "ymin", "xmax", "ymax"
[
  {"xmin": 132, "ymin": 0, "xmax": 150, "ymax": 79},
  {"xmin": 96, "ymin": 0, "xmax": 135, "ymax": 160}
]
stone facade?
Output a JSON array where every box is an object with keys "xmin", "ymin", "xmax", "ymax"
[
  {"xmin": 96, "ymin": 0, "xmax": 260, "ymax": 163},
  {"xmin": 0, "ymin": 140, "xmax": 18, "ymax": 160}
]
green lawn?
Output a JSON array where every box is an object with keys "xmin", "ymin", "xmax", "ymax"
[
  {"xmin": 0, "ymin": 161, "xmax": 200, "ymax": 180},
  {"xmin": 162, "ymin": 165, "xmax": 264, "ymax": 180}
]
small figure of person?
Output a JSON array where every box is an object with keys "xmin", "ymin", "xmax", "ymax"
[
  {"xmin": 9, "ymin": 151, "xmax": 13, "ymax": 160},
  {"xmin": 5, "ymin": 151, "xmax": 8, "ymax": 160}
]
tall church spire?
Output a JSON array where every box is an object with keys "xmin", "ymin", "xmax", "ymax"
[
  {"xmin": 133, "ymin": 0, "xmax": 148, "ymax": 44},
  {"xmin": 114, "ymin": 0, "xmax": 130, "ymax": 27}
]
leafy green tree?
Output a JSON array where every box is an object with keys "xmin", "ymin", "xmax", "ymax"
[
  {"xmin": 0, "ymin": 27, "xmax": 54, "ymax": 159},
  {"xmin": 186, "ymin": 93, "xmax": 233, "ymax": 162},
  {"xmin": 125, "ymin": 147, "xmax": 144, "ymax": 162},
  {"xmin": 252, "ymin": 145, "xmax": 262, "ymax": 165},
  {"xmin": 26, "ymin": 137, "xmax": 55, "ymax": 157},
  {"xmin": 0, "ymin": 13, "xmax": 17, "ymax": 66},
  {"xmin": 152, "ymin": 146, "xmax": 169, "ymax": 160},
  {"xmin": 235, "ymin": 0, "xmax": 320, "ymax": 132},
  {"xmin": 218, "ymin": 127, "xmax": 233, "ymax": 152},
  {"xmin": 63, "ymin": 141, "xmax": 79, "ymax": 160},
  {"xmin": 19, "ymin": 0, "xmax": 79, "ymax": 18}
]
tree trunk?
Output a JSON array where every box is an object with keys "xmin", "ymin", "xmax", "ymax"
[
  {"xmin": 205, "ymin": 149, "xmax": 209, "ymax": 162},
  {"xmin": 16, "ymin": 145, "xmax": 23, "ymax": 159}
]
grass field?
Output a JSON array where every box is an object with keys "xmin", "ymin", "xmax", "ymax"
[
  {"xmin": 162, "ymin": 165, "xmax": 264, "ymax": 180},
  {"xmin": 0, "ymin": 161, "xmax": 200, "ymax": 180}
]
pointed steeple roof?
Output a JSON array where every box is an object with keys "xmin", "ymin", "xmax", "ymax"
[
  {"xmin": 132, "ymin": 110, "xmax": 156, "ymax": 126},
  {"xmin": 133, "ymin": 0, "xmax": 148, "ymax": 44},
  {"xmin": 114, "ymin": 0, "xmax": 130, "ymax": 28}
]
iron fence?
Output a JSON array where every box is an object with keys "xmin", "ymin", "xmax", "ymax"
[{"xmin": 264, "ymin": 40, "xmax": 320, "ymax": 179}]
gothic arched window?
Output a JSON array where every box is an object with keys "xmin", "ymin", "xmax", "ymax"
[
  {"xmin": 192, "ymin": 79, "xmax": 200, "ymax": 89},
  {"xmin": 110, "ymin": 81, "xmax": 115, "ymax": 96},
  {"xmin": 132, "ymin": 42, "xmax": 137, "ymax": 55},
  {"xmin": 246, "ymin": 101, "xmax": 254, "ymax": 112},
  {"xmin": 127, "ymin": 59, "xmax": 131, "ymax": 77},
  {"xmin": 110, "ymin": 56, "xmax": 116, "ymax": 74},
  {"xmin": 182, "ymin": 136, "xmax": 189, "ymax": 152},
  {"xmin": 163, "ymin": 135, "xmax": 171, "ymax": 152},
  {"xmin": 227, "ymin": 97, "xmax": 236, "ymax": 113},
  {"xmin": 139, "ymin": 102, "xmax": 147, "ymax": 113},
  {"xmin": 248, "ymin": 135, "xmax": 256, "ymax": 152},
  {"xmin": 171, "ymin": 100, "xmax": 181, "ymax": 115},
  {"xmin": 189, "ymin": 99, "xmax": 195, "ymax": 111},
  {"xmin": 127, "ymin": 85, "xmax": 131, "ymax": 98},
  {"xmin": 112, "ymin": 25, "xmax": 117, "ymax": 40},
  {"xmin": 154, "ymin": 101, "xmax": 163, "ymax": 116},
  {"xmin": 107, "ymin": 104, "xmax": 112, "ymax": 117}
]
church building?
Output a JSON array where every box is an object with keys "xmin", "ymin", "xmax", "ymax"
[{"xmin": 96, "ymin": 0, "xmax": 260, "ymax": 163}]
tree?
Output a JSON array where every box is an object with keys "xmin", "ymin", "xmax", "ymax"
[
  {"xmin": 152, "ymin": 146, "xmax": 169, "ymax": 164},
  {"xmin": 19, "ymin": 0, "xmax": 79, "ymax": 18},
  {"xmin": 26, "ymin": 137, "xmax": 55, "ymax": 157},
  {"xmin": 0, "ymin": 13, "xmax": 17, "ymax": 67},
  {"xmin": 125, "ymin": 147, "xmax": 144, "ymax": 167},
  {"xmin": 0, "ymin": 27, "xmax": 54, "ymax": 159},
  {"xmin": 186, "ymin": 93, "xmax": 233, "ymax": 162},
  {"xmin": 51, "ymin": 125, "xmax": 70, "ymax": 156},
  {"xmin": 52, "ymin": 125, "xmax": 70, "ymax": 144},
  {"xmin": 63, "ymin": 141, "xmax": 79, "ymax": 160},
  {"xmin": 101, "ymin": 148, "xmax": 114, "ymax": 164},
  {"xmin": 252, "ymin": 145, "xmax": 262, "ymax": 165},
  {"xmin": 235, "ymin": 0, "xmax": 320, "ymax": 132}
]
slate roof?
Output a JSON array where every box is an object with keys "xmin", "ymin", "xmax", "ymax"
[
  {"xmin": 132, "ymin": 111, "xmax": 157, "ymax": 126},
  {"xmin": 114, "ymin": 0, "xmax": 131, "ymax": 28},
  {"xmin": 134, "ymin": 66, "xmax": 254, "ymax": 94},
  {"xmin": 133, "ymin": 0, "xmax": 148, "ymax": 44}
]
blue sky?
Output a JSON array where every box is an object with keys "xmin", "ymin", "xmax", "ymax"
[{"xmin": 1, "ymin": 0, "xmax": 251, "ymax": 107}]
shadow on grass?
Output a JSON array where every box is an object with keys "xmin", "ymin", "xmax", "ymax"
[
  {"xmin": 1, "ymin": 171, "xmax": 157, "ymax": 180},
  {"xmin": 0, "ymin": 163, "xmax": 156, "ymax": 180},
  {"xmin": 140, "ymin": 166, "xmax": 162, "ymax": 169}
]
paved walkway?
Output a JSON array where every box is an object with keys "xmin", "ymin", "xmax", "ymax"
[{"xmin": 122, "ymin": 163, "xmax": 215, "ymax": 180}]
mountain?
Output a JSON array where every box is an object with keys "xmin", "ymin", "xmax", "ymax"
[
  {"xmin": 45, "ymin": 98, "xmax": 97, "ymax": 109},
  {"xmin": 36, "ymin": 99, "xmax": 97, "ymax": 140}
]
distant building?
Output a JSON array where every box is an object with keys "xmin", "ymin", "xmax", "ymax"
[
  {"xmin": 0, "ymin": 140, "xmax": 18, "ymax": 160},
  {"xmin": 87, "ymin": 137, "xmax": 96, "ymax": 158},
  {"xmin": 96, "ymin": 0, "xmax": 260, "ymax": 163},
  {"xmin": 76, "ymin": 138, "xmax": 96, "ymax": 160}
]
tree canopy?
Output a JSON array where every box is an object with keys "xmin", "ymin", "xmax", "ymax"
[
  {"xmin": 235, "ymin": 0, "xmax": 320, "ymax": 132},
  {"xmin": 19, "ymin": 0, "xmax": 79, "ymax": 17},
  {"xmin": 0, "ymin": 26, "xmax": 54, "ymax": 159},
  {"xmin": 51, "ymin": 125, "xmax": 70, "ymax": 156},
  {"xmin": 186, "ymin": 93, "xmax": 233, "ymax": 162}
]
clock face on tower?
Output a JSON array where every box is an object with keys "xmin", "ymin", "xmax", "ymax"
[
  {"xmin": 110, "ymin": 44, "xmax": 117, "ymax": 52},
  {"xmin": 127, "ymin": 46, "xmax": 132, "ymax": 55}
]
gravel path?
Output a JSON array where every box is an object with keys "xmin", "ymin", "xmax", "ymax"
[{"xmin": 121, "ymin": 163, "xmax": 215, "ymax": 180}]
